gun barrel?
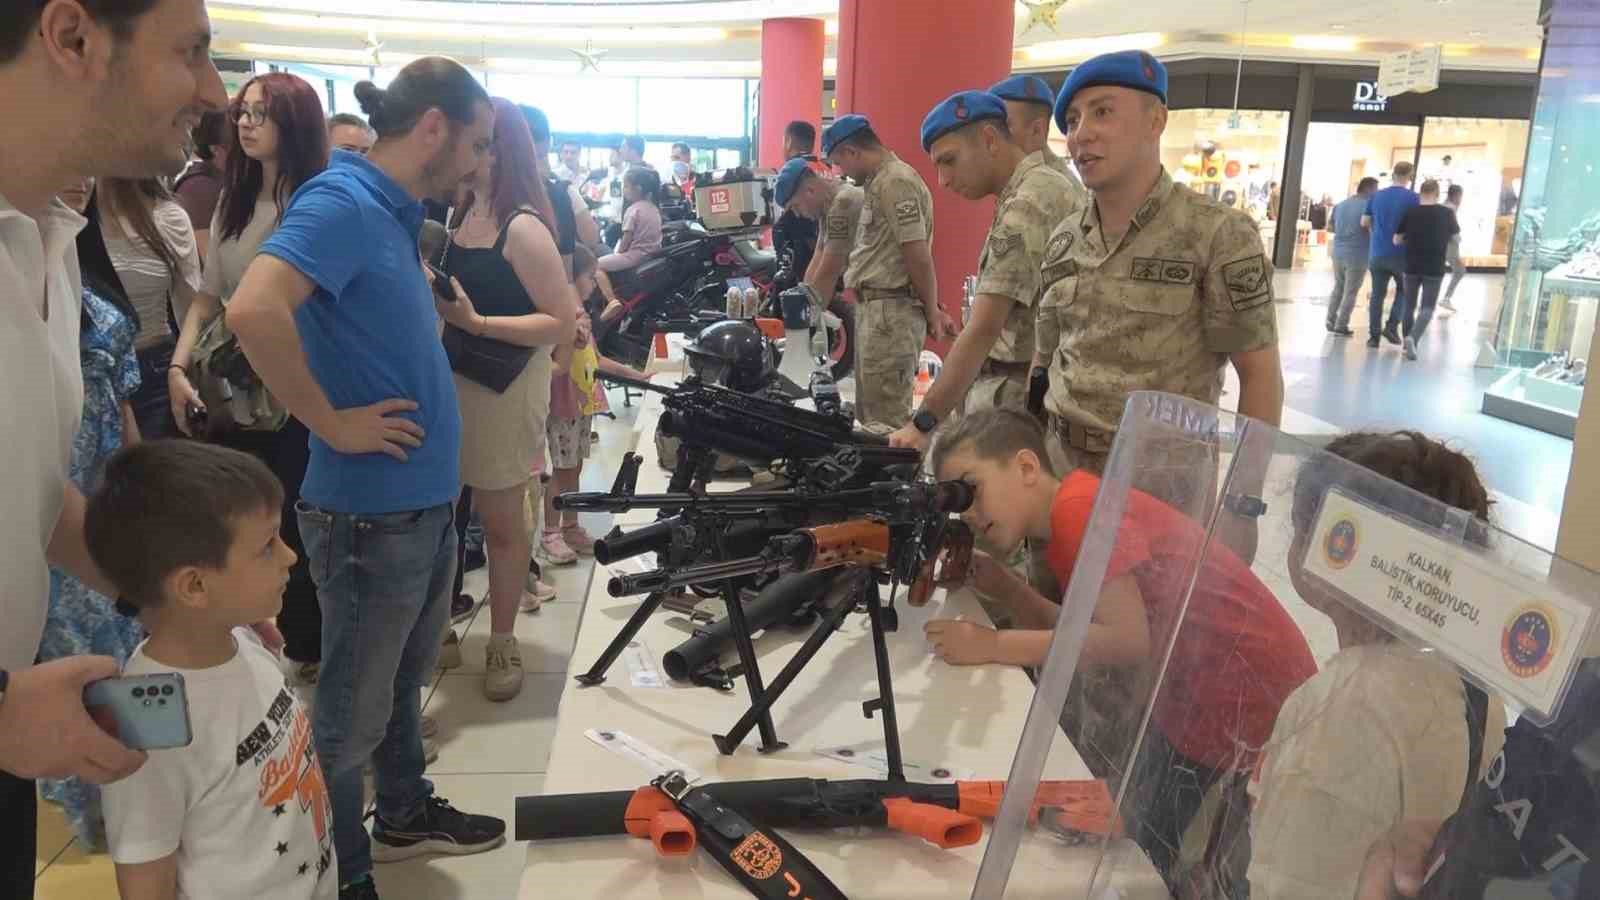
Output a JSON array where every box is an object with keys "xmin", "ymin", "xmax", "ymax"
[
  {"xmin": 607, "ymin": 536, "xmax": 808, "ymax": 597},
  {"xmin": 662, "ymin": 568, "xmax": 837, "ymax": 681},
  {"xmin": 593, "ymin": 515, "xmax": 685, "ymax": 566}
]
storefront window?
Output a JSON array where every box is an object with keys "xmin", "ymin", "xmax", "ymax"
[
  {"xmin": 1161, "ymin": 109, "xmax": 1291, "ymax": 250},
  {"xmin": 1417, "ymin": 117, "xmax": 1529, "ymax": 267},
  {"xmin": 1482, "ymin": 45, "xmax": 1599, "ymax": 439},
  {"xmin": 1296, "ymin": 122, "xmax": 1421, "ymax": 269}
]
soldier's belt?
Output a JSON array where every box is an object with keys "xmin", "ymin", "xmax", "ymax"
[
  {"xmin": 980, "ymin": 357, "xmax": 1032, "ymax": 376},
  {"xmin": 856, "ymin": 286, "xmax": 918, "ymax": 302},
  {"xmin": 1047, "ymin": 414, "xmax": 1113, "ymax": 454}
]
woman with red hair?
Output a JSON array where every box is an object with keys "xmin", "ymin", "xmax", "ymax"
[
  {"xmin": 168, "ymin": 71, "xmax": 330, "ymax": 681},
  {"xmin": 438, "ymin": 96, "xmax": 577, "ymax": 701}
]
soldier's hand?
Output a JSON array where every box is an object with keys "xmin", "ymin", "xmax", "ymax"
[
  {"xmin": 926, "ymin": 306, "xmax": 958, "ymax": 342},
  {"xmin": 887, "ymin": 423, "xmax": 929, "ymax": 451},
  {"xmin": 1355, "ymin": 819, "xmax": 1444, "ymax": 899}
]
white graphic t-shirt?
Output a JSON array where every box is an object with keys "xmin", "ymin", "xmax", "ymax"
[{"xmin": 103, "ymin": 629, "xmax": 336, "ymax": 899}]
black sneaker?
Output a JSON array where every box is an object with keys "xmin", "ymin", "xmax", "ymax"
[
  {"xmin": 463, "ymin": 545, "xmax": 487, "ymax": 573},
  {"xmin": 339, "ymin": 876, "xmax": 380, "ymax": 900},
  {"xmin": 1366, "ymin": 336, "xmax": 1381, "ymax": 348},
  {"xmin": 370, "ymin": 796, "xmax": 505, "ymax": 862},
  {"xmin": 450, "ymin": 592, "xmax": 476, "ymax": 624},
  {"xmin": 1331, "ymin": 326, "xmax": 1355, "ymax": 337},
  {"xmin": 1382, "ymin": 326, "xmax": 1402, "ymax": 346}
]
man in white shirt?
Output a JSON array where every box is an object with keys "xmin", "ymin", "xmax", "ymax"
[{"xmin": 0, "ymin": 2, "xmax": 226, "ymax": 895}]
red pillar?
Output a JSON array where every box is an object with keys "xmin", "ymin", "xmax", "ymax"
[
  {"xmin": 759, "ymin": 18, "xmax": 826, "ymax": 169},
  {"xmin": 837, "ymin": 0, "xmax": 1015, "ymax": 352}
]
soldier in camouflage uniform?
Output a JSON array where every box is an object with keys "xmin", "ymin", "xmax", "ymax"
[
  {"xmin": 771, "ymin": 157, "xmax": 864, "ymax": 323},
  {"xmin": 1036, "ymin": 51, "xmax": 1284, "ymax": 522},
  {"xmin": 991, "ymin": 75, "xmax": 1086, "ymax": 192},
  {"xmin": 888, "ymin": 90, "xmax": 1080, "ymax": 452},
  {"xmin": 821, "ymin": 114, "xmax": 957, "ymax": 434}
]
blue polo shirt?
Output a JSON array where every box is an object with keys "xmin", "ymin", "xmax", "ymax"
[
  {"xmin": 258, "ymin": 150, "xmax": 461, "ymax": 514},
  {"xmin": 1365, "ymin": 184, "xmax": 1419, "ymax": 260}
]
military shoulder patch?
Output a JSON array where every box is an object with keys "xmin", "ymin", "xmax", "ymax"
[
  {"xmin": 1220, "ymin": 254, "xmax": 1271, "ymax": 310},
  {"xmin": 1044, "ymin": 229, "xmax": 1075, "ymax": 262},
  {"xmin": 1131, "ymin": 257, "xmax": 1196, "ymax": 285},
  {"xmin": 894, "ymin": 198, "xmax": 922, "ymax": 225},
  {"xmin": 988, "ymin": 230, "xmax": 1023, "ymax": 260},
  {"xmin": 826, "ymin": 216, "xmax": 852, "ymax": 241}
]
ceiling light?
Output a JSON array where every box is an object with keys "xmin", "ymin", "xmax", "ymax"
[
  {"xmin": 232, "ymin": 41, "xmax": 424, "ymax": 67},
  {"xmin": 1022, "ymin": 32, "xmax": 1164, "ymax": 62},
  {"xmin": 211, "ymin": 10, "xmax": 728, "ymax": 44},
  {"xmin": 486, "ymin": 56, "xmax": 761, "ymax": 78},
  {"xmin": 825, "ymin": 19, "xmax": 839, "ymax": 37},
  {"xmin": 1290, "ymin": 35, "xmax": 1359, "ymax": 52},
  {"xmin": 210, "ymin": 0, "xmax": 833, "ymax": 26}
]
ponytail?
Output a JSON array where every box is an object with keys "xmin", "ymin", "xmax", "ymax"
[{"xmin": 355, "ymin": 57, "xmax": 489, "ymax": 140}]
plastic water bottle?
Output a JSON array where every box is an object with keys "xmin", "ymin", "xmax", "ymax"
[
  {"xmin": 743, "ymin": 287, "xmax": 760, "ymax": 319},
  {"xmin": 726, "ymin": 286, "xmax": 742, "ymax": 318}
]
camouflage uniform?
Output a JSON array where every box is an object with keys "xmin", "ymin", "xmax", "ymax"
[
  {"xmin": 845, "ymin": 153, "xmax": 934, "ymax": 434},
  {"xmin": 1035, "ymin": 168, "xmax": 1276, "ymax": 509},
  {"xmin": 1041, "ymin": 145, "xmax": 1085, "ymax": 188},
  {"xmin": 965, "ymin": 151, "xmax": 1084, "ymax": 417}
]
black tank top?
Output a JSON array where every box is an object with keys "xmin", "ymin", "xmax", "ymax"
[
  {"xmin": 444, "ymin": 209, "xmax": 544, "ymax": 318},
  {"xmin": 547, "ymin": 178, "xmax": 577, "ymax": 257}
]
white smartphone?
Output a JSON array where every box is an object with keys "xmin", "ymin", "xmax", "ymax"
[{"xmin": 84, "ymin": 673, "xmax": 194, "ymax": 750}]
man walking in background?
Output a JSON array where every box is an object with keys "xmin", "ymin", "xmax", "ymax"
[
  {"xmin": 1326, "ymin": 177, "xmax": 1378, "ymax": 336},
  {"xmin": 1363, "ymin": 161, "xmax": 1419, "ymax": 348},
  {"xmin": 1394, "ymin": 179, "xmax": 1460, "ymax": 361}
]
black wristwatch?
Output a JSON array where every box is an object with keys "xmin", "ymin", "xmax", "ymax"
[
  {"xmin": 911, "ymin": 409, "xmax": 939, "ymax": 434},
  {"xmin": 1222, "ymin": 494, "xmax": 1268, "ymax": 518}
]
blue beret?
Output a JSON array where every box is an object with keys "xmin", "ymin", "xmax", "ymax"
[
  {"xmin": 920, "ymin": 91, "xmax": 1008, "ymax": 152},
  {"xmin": 990, "ymin": 75, "xmax": 1055, "ymax": 108},
  {"xmin": 1054, "ymin": 51, "xmax": 1168, "ymax": 132},
  {"xmin": 822, "ymin": 114, "xmax": 871, "ymax": 157},
  {"xmin": 774, "ymin": 157, "xmax": 812, "ymax": 207}
]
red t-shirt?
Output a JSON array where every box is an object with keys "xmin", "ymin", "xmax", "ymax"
[{"xmin": 1046, "ymin": 471, "xmax": 1316, "ymax": 770}]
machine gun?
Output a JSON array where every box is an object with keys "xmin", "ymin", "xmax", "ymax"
[
  {"xmin": 515, "ymin": 775, "xmax": 1121, "ymax": 852},
  {"xmin": 556, "ymin": 451, "xmax": 974, "ymax": 773},
  {"xmin": 598, "ymin": 372, "xmax": 919, "ymax": 493}
]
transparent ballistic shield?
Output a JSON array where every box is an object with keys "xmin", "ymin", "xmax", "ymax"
[{"xmin": 973, "ymin": 392, "xmax": 1599, "ymax": 900}]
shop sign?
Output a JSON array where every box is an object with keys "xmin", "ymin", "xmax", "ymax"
[
  {"xmin": 1352, "ymin": 81, "xmax": 1389, "ymax": 112},
  {"xmin": 1303, "ymin": 487, "xmax": 1596, "ymax": 723},
  {"xmin": 1378, "ymin": 45, "xmax": 1442, "ymax": 96}
]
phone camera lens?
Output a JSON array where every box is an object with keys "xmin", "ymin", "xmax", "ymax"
[
  {"xmin": 161, "ymin": 685, "xmax": 174, "ymax": 696},
  {"xmin": 142, "ymin": 699, "xmax": 152, "ymax": 707},
  {"xmin": 158, "ymin": 698, "xmax": 168, "ymax": 706},
  {"xmin": 132, "ymin": 687, "xmax": 145, "ymax": 698}
]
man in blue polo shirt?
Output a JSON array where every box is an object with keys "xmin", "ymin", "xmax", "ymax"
[
  {"xmin": 228, "ymin": 57, "xmax": 502, "ymax": 900},
  {"xmin": 1362, "ymin": 160, "xmax": 1419, "ymax": 348}
]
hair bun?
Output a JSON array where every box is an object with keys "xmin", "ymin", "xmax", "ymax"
[{"xmin": 353, "ymin": 81, "xmax": 386, "ymax": 119}]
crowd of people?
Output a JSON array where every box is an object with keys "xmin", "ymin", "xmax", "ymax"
[{"xmin": 1, "ymin": 4, "xmax": 1594, "ymax": 900}]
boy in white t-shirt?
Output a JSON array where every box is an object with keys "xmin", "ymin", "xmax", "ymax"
[{"xmin": 86, "ymin": 441, "xmax": 335, "ymax": 900}]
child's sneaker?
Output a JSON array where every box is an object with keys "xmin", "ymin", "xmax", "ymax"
[
  {"xmin": 537, "ymin": 530, "xmax": 577, "ymax": 566},
  {"xmin": 522, "ymin": 573, "xmax": 557, "ymax": 612},
  {"xmin": 370, "ymin": 796, "xmax": 506, "ymax": 862},
  {"xmin": 561, "ymin": 524, "xmax": 597, "ymax": 556},
  {"xmin": 339, "ymin": 876, "xmax": 380, "ymax": 900},
  {"xmin": 437, "ymin": 629, "xmax": 463, "ymax": 670}
]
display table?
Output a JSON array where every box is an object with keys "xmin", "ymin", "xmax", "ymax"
[{"xmin": 517, "ymin": 376, "xmax": 1164, "ymax": 898}]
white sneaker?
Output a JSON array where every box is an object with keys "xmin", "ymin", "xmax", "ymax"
[
  {"xmin": 484, "ymin": 634, "xmax": 523, "ymax": 702},
  {"xmin": 1403, "ymin": 337, "xmax": 1418, "ymax": 361},
  {"xmin": 536, "ymin": 530, "xmax": 578, "ymax": 566},
  {"xmin": 520, "ymin": 576, "xmax": 556, "ymax": 612},
  {"xmin": 437, "ymin": 629, "xmax": 463, "ymax": 670}
]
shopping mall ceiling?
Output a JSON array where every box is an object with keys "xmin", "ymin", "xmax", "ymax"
[{"xmin": 204, "ymin": 0, "xmax": 1548, "ymax": 77}]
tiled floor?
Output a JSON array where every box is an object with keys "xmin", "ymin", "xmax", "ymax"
[{"xmin": 34, "ymin": 267, "xmax": 1577, "ymax": 898}]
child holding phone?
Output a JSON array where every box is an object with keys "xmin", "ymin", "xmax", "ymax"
[{"xmin": 87, "ymin": 441, "xmax": 335, "ymax": 899}]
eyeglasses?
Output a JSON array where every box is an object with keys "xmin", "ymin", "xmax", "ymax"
[{"xmin": 232, "ymin": 103, "xmax": 268, "ymax": 127}]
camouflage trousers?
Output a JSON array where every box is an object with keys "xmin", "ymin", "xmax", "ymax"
[{"xmin": 853, "ymin": 296, "xmax": 927, "ymax": 435}]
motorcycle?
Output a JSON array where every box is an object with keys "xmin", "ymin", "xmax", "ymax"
[{"xmin": 591, "ymin": 219, "xmax": 856, "ymax": 381}]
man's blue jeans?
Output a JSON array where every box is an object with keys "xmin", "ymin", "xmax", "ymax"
[
  {"xmin": 297, "ymin": 501, "xmax": 457, "ymax": 884},
  {"xmin": 1369, "ymin": 254, "xmax": 1408, "ymax": 337}
]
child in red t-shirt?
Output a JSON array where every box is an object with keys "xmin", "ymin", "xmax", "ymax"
[{"xmin": 923, "ymin": 409, "xmax": 1316, "ymax": 887}]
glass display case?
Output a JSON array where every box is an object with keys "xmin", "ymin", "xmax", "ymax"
[{"xmin": 1482, "ymin": 11, "xmax": 1600, "ymax": 438}]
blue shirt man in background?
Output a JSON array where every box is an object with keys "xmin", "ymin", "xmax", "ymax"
[
  {"xmin": 1362, "ymin": 161, "xmax": 1419, "ymax": 348},
  {"xmin": 1325, "ymin": 176, "xmax": 1379, "ymax": 337},
  {"xmin": 228, "ymin": 57, "xmax": 505, "ymax": 900}
]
